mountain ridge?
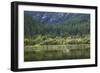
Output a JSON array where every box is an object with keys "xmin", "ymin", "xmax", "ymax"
[{"xmin": 24, "ymin": 11, "xmax": 90, "ymax": 24}]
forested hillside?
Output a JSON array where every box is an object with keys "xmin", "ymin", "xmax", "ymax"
[{"xmin": 24, "ymin": 11, "xmax": 90, "ymax": 37}]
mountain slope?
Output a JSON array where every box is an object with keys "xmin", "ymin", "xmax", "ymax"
[
  {"xmin": 24, "ymin": 11, "xmax": 90, "ymax": 37},
  {"xmin": 24, "ymin": 11, "xmax": 90, "ymax": 24}
]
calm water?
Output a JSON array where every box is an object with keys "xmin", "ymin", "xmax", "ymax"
[{"xmin": 24, "ymin": 44, "xmax": 90, "ymax": 61}]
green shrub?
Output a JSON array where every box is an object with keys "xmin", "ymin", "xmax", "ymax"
[{"xmin": 24, "ymin": 35, "xmax": 90, "ymax": 45}]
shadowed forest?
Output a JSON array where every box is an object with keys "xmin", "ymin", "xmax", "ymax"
[{"xmin": 24, "ymin": 11, "xmax": 90, "ymax": 61}]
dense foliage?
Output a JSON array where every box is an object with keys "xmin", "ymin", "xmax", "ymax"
[{"xmin": 24, "ymin": 13, "xmax": 90, "ymax": 38}]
